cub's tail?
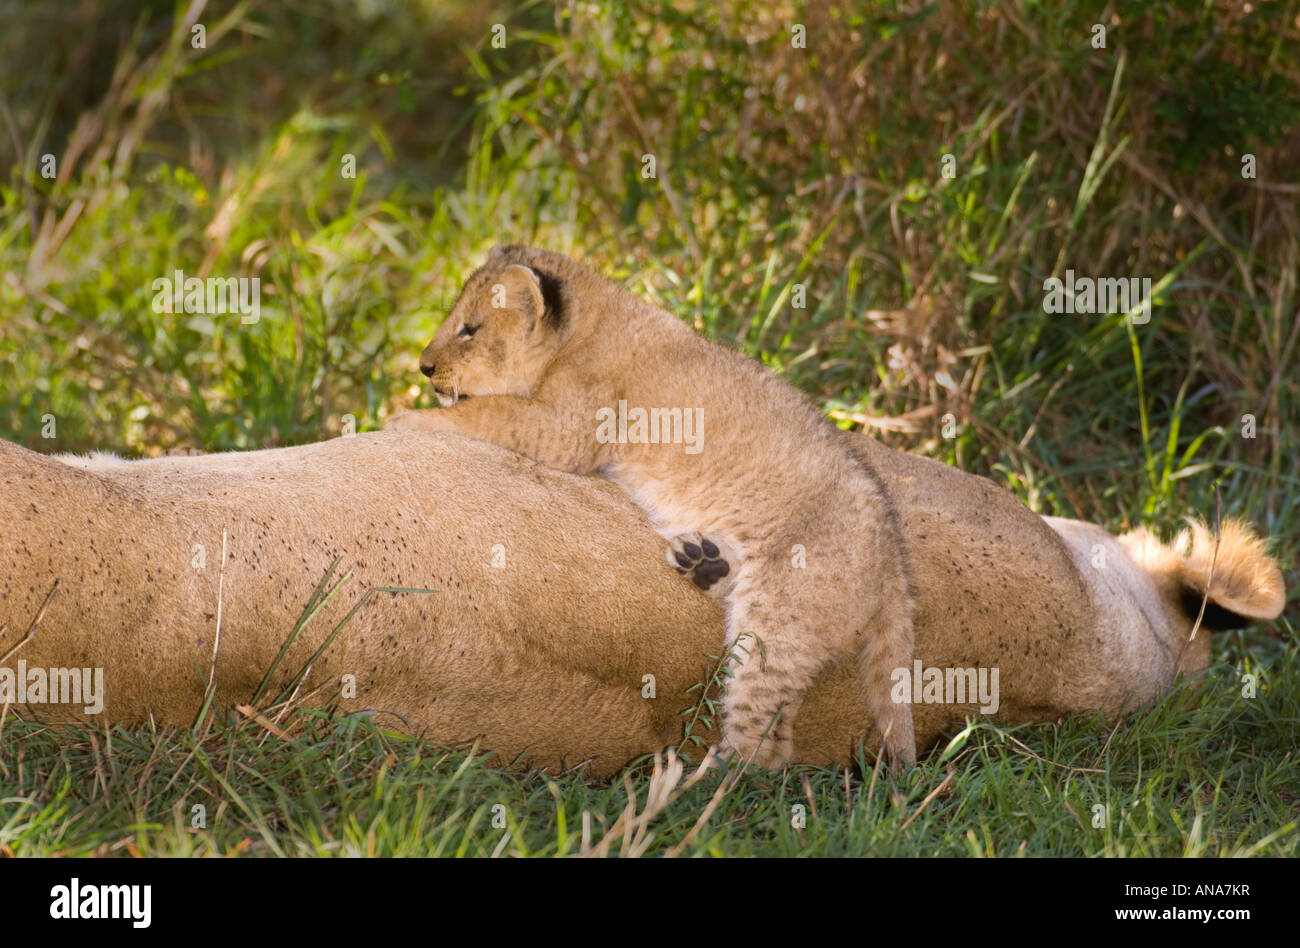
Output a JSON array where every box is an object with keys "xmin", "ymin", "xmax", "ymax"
[{"xmin": 1120, "ymin": 518, "xmax": 1286, "ymax": 630}]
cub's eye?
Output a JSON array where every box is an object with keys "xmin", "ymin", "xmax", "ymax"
[{"xmin": 458, "ymin": 324, "xmax": 478, "ymax": 338}]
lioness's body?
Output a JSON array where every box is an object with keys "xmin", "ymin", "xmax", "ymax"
[
  {"xmin": 3, "ymin": 429, "xmax": 1281, "ymax": 778},
  {"xmin": 390, "ymin": 247, "xmax": 915, "ymax": 767}
]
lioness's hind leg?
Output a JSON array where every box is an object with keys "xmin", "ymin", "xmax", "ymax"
[{"xmin": 667, "ymin": 533, "xmax": 732, "ymax": 595}]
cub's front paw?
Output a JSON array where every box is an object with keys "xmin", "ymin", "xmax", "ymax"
[{"xmin": 667, "ymin": 533, "xmax": 731, "ymax": 592}]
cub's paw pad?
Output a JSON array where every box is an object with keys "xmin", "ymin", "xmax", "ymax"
[{"xmin": 666, "ymin": 533, "xmax": 730, "ymax": 590}]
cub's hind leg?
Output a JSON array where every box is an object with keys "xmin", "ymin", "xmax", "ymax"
[
  {"xmin": 856, "ymin": 596, "xmax": 916, "ymax": 769},
  {"xmin": 717, "ymin": 549, "xmax": 916, "ymax": 771},
  {"xmin": 834, "ymin": 468, "xmax": 918, "ymax": 768}
]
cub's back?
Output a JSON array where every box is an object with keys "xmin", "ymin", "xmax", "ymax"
[{"xmin": 502, "ymin": 246, "xmax": 866, "ymax": 485}]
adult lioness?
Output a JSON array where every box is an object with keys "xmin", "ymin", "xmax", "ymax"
[
  {"xmin": 0, "ymin": 431, "xmax": 1285, "ymax": 776},
  {"xmin": 389, "ymin": 246, "xmax": 916, "ymax": 769}
]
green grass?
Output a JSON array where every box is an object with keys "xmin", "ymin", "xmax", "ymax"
[
  {"xmin": 1, "ymin": 0, "xmax": 1297, "ymax": 855},
  {"xmin": 3, "ymin": 629, "xmax": 1296, "ymax": 856}
]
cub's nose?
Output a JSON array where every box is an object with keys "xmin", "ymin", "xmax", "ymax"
[{"xmin": 420, "ymin": 361, "xmax": 436, "ymax": 378}]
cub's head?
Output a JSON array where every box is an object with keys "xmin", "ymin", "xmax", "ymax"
[{"xmin": 419, "ymin": 246, "xmax": 568, "ymax": 406}]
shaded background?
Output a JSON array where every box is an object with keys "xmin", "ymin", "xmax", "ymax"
[{"xmin": 1, "ymin": 0, "xmax": 1297, "ymax": 562}]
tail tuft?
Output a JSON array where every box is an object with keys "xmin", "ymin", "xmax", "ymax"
[
  {"xmin": 1173, "ymin": 518, "xmax": 1285, "ymax": 627},
  {"xmin": 1120, "ymin": 517, "xmax": 1285, "ymax": 630}
]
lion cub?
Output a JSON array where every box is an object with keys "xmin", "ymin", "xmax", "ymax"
[{"xmin": 390, "ymin": 246, "xmax": 916, "ymax": 769}]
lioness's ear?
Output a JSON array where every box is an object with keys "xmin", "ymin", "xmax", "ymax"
[{"xmin": 492, "ymin": 264, "xmax": 545, "ymax": 327}]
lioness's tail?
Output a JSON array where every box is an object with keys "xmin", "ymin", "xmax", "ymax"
[{"xmin": 1120, "ymin": 518, "xmax": 1286, "ymax": 630}]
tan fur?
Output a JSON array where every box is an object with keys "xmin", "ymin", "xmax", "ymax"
[
  {"xmin": 0, "ymin": 432, "xmax": 1284, "ymax": 777},
  {"xmin": 55, "ymin": 451, "xmax": 128, "ymax": 470},
  {"xmin": 388, "ymin": 247, "xmax": 916, "ymax": 768}
]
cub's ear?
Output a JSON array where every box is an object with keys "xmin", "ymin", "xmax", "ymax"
[{"xmin": 492, "ymin": 264, "xmax": 545, "ymax": 327}]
